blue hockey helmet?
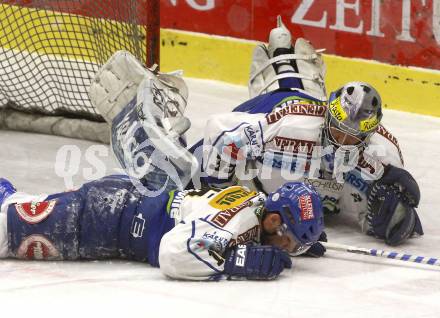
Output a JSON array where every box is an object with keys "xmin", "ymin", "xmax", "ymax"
[{"xmin": 265, "ymin": 182, "xmax": 324, "ymax": 255}]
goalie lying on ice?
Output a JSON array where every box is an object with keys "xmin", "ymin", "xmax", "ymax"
[
  {"xmin": 193, "ymin": 17, "xmax": 424, "ymax": 247},
  {"xmin": 0, "ymin": 176, "xmax": 324, "ymax": 281}
]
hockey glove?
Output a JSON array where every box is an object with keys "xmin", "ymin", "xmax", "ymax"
[
  {"xmin": 367, "ymin": 165, "xmax": 423, "ymax": 246},
  {"xmin": 223, "ymin": 244, "xmax": 292, "ymax": 280},
  {"xmin": 304, "ymin": 231, "xmax": 327, "ymax": 258}
]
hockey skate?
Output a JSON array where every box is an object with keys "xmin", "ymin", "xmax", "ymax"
[
  {"xmin": 0, "ymin": 178, "xmax": 16, "ymax": 207},
  {"xmin": 248, "ymin": 15, "xmax": 327, "ymax": 100}
]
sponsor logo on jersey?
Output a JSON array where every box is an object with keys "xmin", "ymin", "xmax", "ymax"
[
  {"xmin": 208, "ymin": 186, "xmax": 256, "ymax": 209},
  {"xmin": 236, "ymin": 225, "xmax": 259, "ymax": 244},
  {"xmin": 211, "ymin": 200, "xmax": 253, "ymax": 227},
  {"xmin": 17, "ymin": 235, "xmax": 60, "ymax": 260},
  {"xmin": 266, "ymin": 104, "xmax": 326, "ymax": 124},
  {"xmin": 166, "ymin": 190, "xmax": 187, "ymax": 220},
  {"xmin": 345, "ymin": 172, "xmax": 369, "ymax": 193},
  {"xmin": 244, "ymin": 125, "xmax": 258, "ymax": 147},
  {"xmin": 201, "ymin": 231, "xmax": 229, "ymax": 251},
  {"xmin": 15, "ymin": 200, "xmax": 57, "ymax": 224},
  {"xmin": 303, "ymin": 178, "xmax": 344, "ymax": 194},
  {"xmin": 273, "ymin": 97, "xmax": 326, "ymax": 111},
  {"xmin": 269, "ymin": 136, "xmax": 316, "ymax": 155},
  {"xmin": 299, "ymin": 195, "xmax": 315, "ymax": 220}
]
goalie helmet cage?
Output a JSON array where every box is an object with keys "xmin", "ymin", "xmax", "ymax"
[{"xmin": 0, "ymin": 0, "xmax": 160, "ymax": 143}]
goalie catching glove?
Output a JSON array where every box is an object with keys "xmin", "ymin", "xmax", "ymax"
[
  {"xmin": 367, "ymin": 165, "xmax": 423, "ymax": 246},
  {"xmin": 223, "ymin": 244, "xmax": 292, "ymax": 280}
]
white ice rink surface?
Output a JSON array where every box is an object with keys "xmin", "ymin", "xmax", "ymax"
[{"xmin": 1, "ymin": 78, "xmax": 439, "ymax": 317}]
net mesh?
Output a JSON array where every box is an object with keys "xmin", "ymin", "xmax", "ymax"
[{"xmin": 0, "ymin": 1, "xmax": 149, "ymax": 122}]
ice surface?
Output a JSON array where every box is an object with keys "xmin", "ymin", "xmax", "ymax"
[{"xmin": 1, "ymin": 78, "xmax": 439, "ymax": 317}]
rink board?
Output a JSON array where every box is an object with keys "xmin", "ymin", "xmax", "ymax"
[
  {"xmin": 0, "ymin": 2, "xmax": 438, "ymax": 117},
  {"xmin": 160, "ymin": 29, "xmax": 440, "ymax": 117}
]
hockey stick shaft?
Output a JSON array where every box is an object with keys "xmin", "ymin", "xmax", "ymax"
[{"xmin": 322, "ymin": 242, "xmax": 440, "ymax": 267}]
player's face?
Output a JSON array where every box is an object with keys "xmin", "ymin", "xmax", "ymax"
[
  {"xmin": 261, "ymin": 213, "xmax": 302, "ymax": 254},
  {"xmin": 263, "ymin": 231, "xmax": 300, "ymax": 253},
  {"xmin": 329, "ymin": 126, "xmax": 364, "ymax": 146}
]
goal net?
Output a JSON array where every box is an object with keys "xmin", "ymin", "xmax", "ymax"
[{"xmin": 0, "ymin": 0, "xmax": 159, "ymax": 143}]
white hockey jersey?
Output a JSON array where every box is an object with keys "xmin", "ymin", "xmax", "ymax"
[
  {"xmin": 159, "ymin": 186, "xmax": 266, "ymax": 280},
  {"xmin": 202, "ymin": 98, "xmax": 404, "ymax": 233}
]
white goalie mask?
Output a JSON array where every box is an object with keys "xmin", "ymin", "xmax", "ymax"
[{"xmin": 324, "ymin": 82, "xmax": 383, "ymax": 151}]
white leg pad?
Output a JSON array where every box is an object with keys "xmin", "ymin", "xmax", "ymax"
[
  {"xmin": 248, "ymin": 39, "xmax": 327, "ymax": 101},
  {"xmin": 249, "ymin": 44, "xmax": 278, "ymax": 98},
  {"xmin": 89, "ymin": 50, "xmax": 149, "ymax": 123},
  {"xmin": 294, "ymin": 38, "xmax": 327, "ymax": 101}
]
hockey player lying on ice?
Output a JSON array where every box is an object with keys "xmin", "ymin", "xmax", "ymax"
[
  {"xmin": 195, "ymin": 17, "xmax": 424, "ymax": 247},
  {"xmin": 0, "ymin": 177, "xmax": 323, "ymax": 281}
]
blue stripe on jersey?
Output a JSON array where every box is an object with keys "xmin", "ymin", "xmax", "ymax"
[
  {"xmin": 427, "ymin": 258, "xmax": 438, "ymax": 265},
  {"xmin": 371, "ymin": 249, "xmax": 377, "ymax": 256},
  {"xmin": 186, "ymin": 221, "xmax": 222, "ymax": 274},
  {"xmin": 258, "ymin": 121, "xmax": 264, "ymax": 145}
]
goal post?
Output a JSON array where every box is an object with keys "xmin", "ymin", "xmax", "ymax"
[
  {"xmin": 0, "ymin": 0, "xmax": 160, "ymax": 143},
  {"xmin": 146, "ymin": 0, "xmax": 160, "ymax": 69}
]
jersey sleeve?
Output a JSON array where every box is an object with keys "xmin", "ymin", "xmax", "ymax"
[
  {"xmin": 158, "ymin": 217, "xmax": 233, "ymax": 280},
  {"xmin": 339, "ymin": 125, "xmax": 406, "ymax": 232},
  {"xmin": 202, "ymin": 112, "xmax": 273, "ymax": 187},
  {"xmin": 369, "ymin": 125, "xmax": 405, "ymax": 168},
  {"xmin": 158, "ymin": 192, "xmax": 264, "ymax": 281}
]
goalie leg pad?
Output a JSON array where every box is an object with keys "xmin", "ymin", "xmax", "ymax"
[
  {"xmin": 89, "ymin": 50, "xmax": 189, "ymax": 126},
  {"xmin": 111, "ymin": 77, "xmax": 197, "ymax": 192},
  {"xmin": 89, "ymin": 50, "xmax": 149, "ymax": 123},
  {"xmin": 248, "ymin": 16, "xmax": 326, "ymax": 101},
  {"xmin": 294, "ymin": 38, "xmax": 326, "ymax": 101}
]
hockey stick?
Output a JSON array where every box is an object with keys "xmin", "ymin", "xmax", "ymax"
[{"xmin": 322, "ymin": 242, "xmax": 440, "ymax": 267}]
